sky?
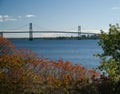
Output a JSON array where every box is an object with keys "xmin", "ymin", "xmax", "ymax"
[{"xmin": 0, "ymin": 0, "xmax": 120, "ymax": 33}]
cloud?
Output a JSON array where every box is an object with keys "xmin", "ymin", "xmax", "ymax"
[
  {"xmin": 0, "ymin": 15, "xmax": 17, "ymax": 22},
  {"xmin": 7, "ymin": 18, "xmax": 17, "ymax": 21},
  {"xmin": 112, "ymin": 7, "xmax": 120, "ymax": 10},
  {"xmin": 4, "ymin": 15, "xmax": 9, "ymax": 18},
  {"xmin": 25, "ymin": 14, "xmax": 35, "ymax": 18},
  {"xmin": 0, "ymin": 15, "xmax": 3, "ymax": 22},
  {"xmin": 18, "ymin": 16, "xmax": 22, "ymax": 18},
  {"xmin": 0, "ymin": 14, "xmax": 36, "ymax": 22}
]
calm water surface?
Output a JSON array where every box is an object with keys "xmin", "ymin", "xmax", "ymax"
[{"xmin": 10, "ymin": 39, "xmax": 102, "ymax": 69}]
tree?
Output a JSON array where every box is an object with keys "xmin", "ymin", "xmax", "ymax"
[
  {"xmin": 97, "ymin": 24, "xmax": 120, "ymax": 80},
  {"xmin": 0, "ymin": 36, "xmax": 15, "ymax": 56},
  {"xmin": 0, "ymin": 37, "xmax": 41, "ymax": 94}
]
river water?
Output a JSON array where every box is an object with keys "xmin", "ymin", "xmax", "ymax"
[{"xmin": 10, "ymin": 39, "xmax": 102, "ymax": 69}]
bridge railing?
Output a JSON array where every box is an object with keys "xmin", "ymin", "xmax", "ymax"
[{"xmin": 0, "ymin": 30, "xmax": 99, "ymax": 39}]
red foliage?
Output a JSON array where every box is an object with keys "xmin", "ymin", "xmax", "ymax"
[
  {"xmin": 0, "ymin": 37, "xmax": 15, "ymax": 56},
  {"xmin": 0, "ymin": 37, "xmax": 101, "ymax": 94}
]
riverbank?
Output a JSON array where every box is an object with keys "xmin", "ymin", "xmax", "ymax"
[{"xmin": 6, "ymin": 35, "xmax": 99, "ymax": 40}]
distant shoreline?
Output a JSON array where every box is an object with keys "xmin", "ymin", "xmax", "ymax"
[{"xmin": 7, "ymin": 36, "xmax": 99, "ymax": 40}]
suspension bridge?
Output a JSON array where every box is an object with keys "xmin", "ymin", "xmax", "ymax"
[{"xmin": 0, "ymin": 23, "xmax": 99, "ymax": 40}]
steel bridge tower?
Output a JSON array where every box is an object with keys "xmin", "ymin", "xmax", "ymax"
[
  {"xmin": 78, "ymin": 26, "xmax": 81, "ymax": 39},
  {"xmin": 29, "ymin": 23, "xmax": 33, "ymax": 40},
  {"xmin": 0, "ymin": 32, "xmax": 3, "ymax": 37}
]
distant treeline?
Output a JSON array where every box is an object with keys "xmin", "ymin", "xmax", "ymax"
[{"xmin": 40, "ymin": 34, "xmax": 99, "ymax": 40}]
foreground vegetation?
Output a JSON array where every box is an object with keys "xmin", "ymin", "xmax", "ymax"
[{"xmin": 0, "ymin": 24, "xmax": 120, "ymax": 94}]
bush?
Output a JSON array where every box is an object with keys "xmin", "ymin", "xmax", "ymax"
[{"xmin": 0, "ymin": 37, "xmax": 110, "ymax": 94}]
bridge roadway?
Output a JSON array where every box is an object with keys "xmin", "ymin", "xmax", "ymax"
[{"xmin": 0, "ymin": 30, "xmax": 97, "ymax": 35}]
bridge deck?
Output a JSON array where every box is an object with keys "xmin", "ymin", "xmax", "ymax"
[{"xmin": 0, "ymin": 31, "xmax": 97, "ymax": 34}]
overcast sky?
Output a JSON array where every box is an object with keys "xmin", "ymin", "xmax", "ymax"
[{"xmin": 0, "ymin": 0, "xmax": 120, "ymax": 32}]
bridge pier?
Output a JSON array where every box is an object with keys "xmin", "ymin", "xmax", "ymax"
[
  {"xmin": 29, "ymin": 23, "xmax": 33, "ymax": 40},
  {"xmin": 0, "ymin": 32, "xmax": 3, "ymax": 37},
  {"xmin": 78, "ymin": 26, "xmax": 81, "ymax": 39}
]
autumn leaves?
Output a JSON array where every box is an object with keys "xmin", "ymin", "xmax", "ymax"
[{"xmin": 0, "ymin": 37, "xmax": 100, "ymax": 94}]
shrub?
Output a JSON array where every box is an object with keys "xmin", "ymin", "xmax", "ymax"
[{"xmin": 0, "ymin": 37, "xmax": 102, "ymax": 94}]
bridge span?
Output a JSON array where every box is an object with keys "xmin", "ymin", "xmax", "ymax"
[{"xmin": 0, "ymin": 23, "xmax": 99, "ymax": 40}]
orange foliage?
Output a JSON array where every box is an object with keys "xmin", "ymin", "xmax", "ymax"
[
  {"xmin": 0, "ymin": 37, "xmax": 101, "ymax": 93},
  {"xmin": 0, "ymin": 37, "xmax": 15, "ymax": 56}
]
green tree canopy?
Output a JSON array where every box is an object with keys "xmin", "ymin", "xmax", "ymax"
[{"xmin": 97, "ymin": 24, "xmax": 120, "ymax": 80}]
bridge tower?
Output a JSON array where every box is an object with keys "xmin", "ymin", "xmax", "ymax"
[
  {"xmin": 78, "ymin": 26, "xmax": 81, "ymax": 39},
  {"xmin": 29, "ymin": 23, "xmax": 33, "ymax": 40},
  {"xmin": 0, "ymin": 32, "xmax": 3, "ymax": 37}
]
